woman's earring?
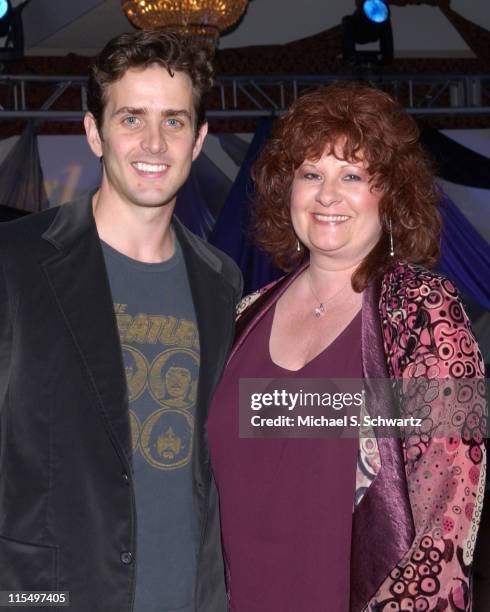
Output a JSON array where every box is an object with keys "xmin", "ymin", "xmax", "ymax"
[
  {"xmin": 388, "ymin": 219, "xmax": 395, "ymax": 257},
  {"xmin": 296, "ymin": 239, "xmax": 301, "ymax": 252}
]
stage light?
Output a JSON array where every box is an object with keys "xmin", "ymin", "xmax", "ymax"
[
  {"xmin": 0, "ymin": 0, "xmax": 9, "ymax": 20},
  {"xmin": 342, "ymin": 0, "xmax": 393, "ymax": 65},
  {"xmin": 363, "ymin": 1, "xmax": 389, "ymax": 24},
  {"xmin": 0, "ymin": 0, "xmax": 30, "ymax": 61},
  {"xmin": 0, "ymin": 0, "xmax": 11, "ymax": 37}
]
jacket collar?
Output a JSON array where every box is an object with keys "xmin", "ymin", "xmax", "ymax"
[
  {"xmin": 42, "ymin": 193, "xmax": 96, "ymax": 250},
  {"xmin": 42, "ymin": 192, "xmax": 225, "ymax": 275}
]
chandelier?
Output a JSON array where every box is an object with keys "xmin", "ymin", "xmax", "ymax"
[{"xmin": 122, "ymin": 0, "xmax": 249, "ymax": 45}]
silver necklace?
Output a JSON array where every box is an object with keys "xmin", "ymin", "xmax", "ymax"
[{"xmin": 307, "ymin": 271, "xmax": 349, "ymax": 319}]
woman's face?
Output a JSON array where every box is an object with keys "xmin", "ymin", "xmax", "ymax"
[{"xmin": 290, "ymin": 147, "xmax": 383, "ymax": 268}]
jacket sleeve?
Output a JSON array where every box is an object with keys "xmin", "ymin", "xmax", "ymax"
[{"xmin": 367, "ymin": 275, "xmax": 486, "ymax": 611}]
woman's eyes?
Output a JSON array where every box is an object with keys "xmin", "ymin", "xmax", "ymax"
[
  {"xmin": 301, "ymin": 172, "xmax": 362, "ymax": 181},
  {"xmin": 303, "ymin": 172, "xmax": 322, "ymax": 180}
]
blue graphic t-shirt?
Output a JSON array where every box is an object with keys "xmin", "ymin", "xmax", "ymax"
[{"xmin": 102, "ymin": 237, "xmax": 199, "ymax": 612}]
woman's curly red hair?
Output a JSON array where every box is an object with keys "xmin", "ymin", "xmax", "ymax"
[{"xmin": 251, "ymin": 81, "xmax": 441, "ymax": 292}]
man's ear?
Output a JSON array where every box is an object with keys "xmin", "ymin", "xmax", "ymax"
[
  {"xmin": 84, "ymin": 112, "xmax": 103, "ymax": 158},
  {"xmin": 192, "ymin": 121, "xmax": 208, "ymax": 161}
]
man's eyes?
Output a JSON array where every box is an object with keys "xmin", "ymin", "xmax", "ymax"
[
  {"xmin": 123, "ymin": 115, "xmax": 140, "ymax": 126},
  {"xmin": 166, "ymin": 117, "xmax": 184, "ymax": 128},
  {"xmin": 121, "ymin": 116, "xmax": 184, "ymax": 128}
]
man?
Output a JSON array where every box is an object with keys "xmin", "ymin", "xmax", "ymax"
[{"xmin": 0, "ymin": 31, "xmax": 241, "ymax": 612}]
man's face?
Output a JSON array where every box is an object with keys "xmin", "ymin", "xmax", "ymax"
[{"xmin": 84, "ymin": 64, "xmax": 207, "ymax": 211}]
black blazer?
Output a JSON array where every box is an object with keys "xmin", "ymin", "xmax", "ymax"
[{"xmin": 0, "ymin": 195, "xmax": 242, "ymax": 612}]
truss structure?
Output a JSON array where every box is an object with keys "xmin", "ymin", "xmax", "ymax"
[{"xmin": 0, "ymin": 73, "xmax": 489, "ymax": 120}]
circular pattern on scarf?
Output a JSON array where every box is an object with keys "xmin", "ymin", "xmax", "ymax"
[{"xmin": 381, "ymin": 537, "xmax": 447, "ymax": 610}]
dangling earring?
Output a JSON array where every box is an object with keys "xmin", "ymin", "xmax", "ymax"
[
  {"xmin": 296, "ymin": 240, "xmax": 301, "ymax": 252},
  {"xmin": 388, "ymin": 219, "xmax": 395, "ymax": 257}
]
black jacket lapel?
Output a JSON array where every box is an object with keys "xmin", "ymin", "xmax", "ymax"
[
  {"xmin": 173, "ymin": 220, "xmax": 235, "ymax": 488},
  {"xmin": 41, "ymin": 196, "xmax": 131, "ymax": 463}
]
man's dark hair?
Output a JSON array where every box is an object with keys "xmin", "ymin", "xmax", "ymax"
[{"xmin": 87, "ymin": 30, "xmax": 214, "ymax": 133}]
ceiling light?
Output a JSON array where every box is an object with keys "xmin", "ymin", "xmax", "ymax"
[{"xmin": 121, "ymin": 0, "xmax": 249, "ymax": 46}]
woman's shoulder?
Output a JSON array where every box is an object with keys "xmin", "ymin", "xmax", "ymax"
[
  {"xmin": 236, "ymin": 277, "xmax": 285, "ymax": 319},
  {"xmin": 382, "ymin": 262, "xmax": 461, "ymax": 307},
  {"xmin": 384, "ymin": 261, "xmax": 454, "ymax": 288},
  {"xmin": 380, "ymin": 262, "xmax": 467, "ymax": 351},
  {"xmin": 380, "ymin": 263, "xmax": 483, "ymax": 378}
]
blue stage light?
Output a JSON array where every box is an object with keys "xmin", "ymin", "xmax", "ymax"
[
  {"xmin": 0, "ymin": 0, "xmax": 9, "ymax": 20},
  {"xmin": 363, "ymin": 0, "xmax": 389, "ymax": 24}
]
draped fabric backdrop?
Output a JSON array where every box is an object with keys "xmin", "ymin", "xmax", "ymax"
[
  {"xmin": 174, "ymin": 151, "xmax": 230, "ymax": 239},
  {"xmin": 0, "ymin": 122, "xmax": 50, "ymax": 213},
  {"xmin": 420, "ymin": 126, "xmax": 490, "ymax": 190},
  {"xmin": 438, "ymin": 194, "xmax": 490, "ymax": 311},
  {"xmin": 209, "ymin": 119, "xmax": 283, "ymax": 296}
]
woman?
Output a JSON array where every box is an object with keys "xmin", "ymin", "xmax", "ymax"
[{"xmin": 207, "ymin": 82, "xmax": 486, "ymax": 611}]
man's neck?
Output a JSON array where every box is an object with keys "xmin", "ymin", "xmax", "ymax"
[{"xmin": 92, "ymin": 189, "xmax": 175, "ymax": 264}]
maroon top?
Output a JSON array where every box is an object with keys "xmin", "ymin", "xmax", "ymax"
[{"xmin": 208, "ymin": 306, "xmax": 362, "ymax": 611}]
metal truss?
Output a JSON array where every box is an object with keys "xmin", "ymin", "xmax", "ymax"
[
  {"xmin": 0, "ymin": 73, "xmax": 489, "ymax": 120},
  {"xmin": 214, "ymin": 74, "xmax": 490, "ymax": 117}
]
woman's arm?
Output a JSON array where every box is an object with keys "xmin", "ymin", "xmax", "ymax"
[{"xmin": 367, "ymin": 274, "xmax": 486, "ymax": 611}]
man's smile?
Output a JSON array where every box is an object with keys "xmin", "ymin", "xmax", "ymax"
[{"xmin": 131, "ymin": 161, "xmax": 169, "ymax": 177}]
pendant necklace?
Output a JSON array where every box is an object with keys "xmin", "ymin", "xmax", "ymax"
[{"xmin": 307, "ymin": 271, "xmax": 349, "ymax": 319}]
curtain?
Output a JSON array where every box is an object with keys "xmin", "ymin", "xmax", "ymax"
[
  {"xmin": 175, "ymin": 151, "xmax": 232, "ymax": 239},
  {"xmin": 0, "ymin": 122, "xmax": 50, "ymax": 212},
  {"xmin": 420, "ymin": 126, "xmax": 490, "ymax": 190},
  {"xmin": 438, "ymin": 192, "xmax": 490, "ymax": 310},
  {"xmin": 209, "ymin": 118, "xmax": 283, "ymax": 295}
]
